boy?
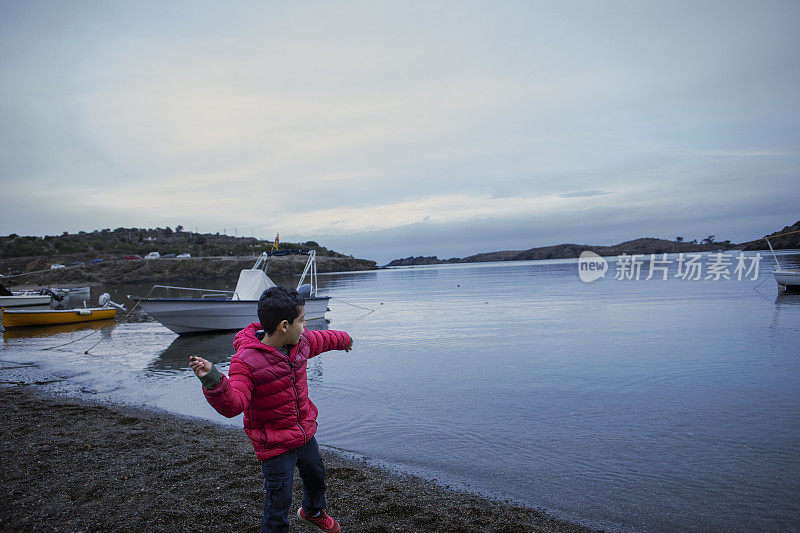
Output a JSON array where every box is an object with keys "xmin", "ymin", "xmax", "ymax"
[{"xmin": 189, "ymin": 286, "xmax": 353, "ymax": 533}]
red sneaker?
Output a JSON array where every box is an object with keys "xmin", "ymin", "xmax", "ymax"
[{"xmin": 297, "ymin": 507, "xmax": 341, "ymax": 533}]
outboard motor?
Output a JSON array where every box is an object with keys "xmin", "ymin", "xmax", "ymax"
[
  {"xmin": 40, "ymin": 288, "xmax": 64, "ymax": 301},
  {"xmin": 297, "ymin": 284, "xmax": 315, "ymax": 298},
  {"xmin": 99, "ymin": 293, "xmax": 127, "ymax": 311}
]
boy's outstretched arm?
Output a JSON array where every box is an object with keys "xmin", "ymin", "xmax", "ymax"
[
  {"xmin": 189, "ymin": 355, "xmax": 253, "ymax": 418},
  {"xmin": 306, "ymin": 329, "xmax": 353, "ymax": 358}
]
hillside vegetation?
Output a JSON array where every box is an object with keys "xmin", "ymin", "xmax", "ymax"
[
  {"xmin": 0, "ymin": 227, "xmax": 377, "ymax": 284},
  {"xmin": 0, "ymin": 227, "xmax": 344, "ymax": 260}
]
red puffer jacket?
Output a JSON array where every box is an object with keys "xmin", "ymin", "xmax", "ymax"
[{"xmin": 203, "ymin": 322, "xmax": 352, "ymax": 461}]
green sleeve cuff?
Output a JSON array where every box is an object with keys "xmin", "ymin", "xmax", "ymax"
[{"xmin": 199, "ymin": 365, "xmax": 223, "ymax": 389}]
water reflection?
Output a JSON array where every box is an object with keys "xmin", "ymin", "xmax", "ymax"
[
  {"xmin": 2, "ymin": 319, "xmax": 115, "ymax": 340},
  {"xmin": 147, "ymin": 318, "xmax": 330, "ymax": 374},
  {"xmin": 152, "ymin": 333, "xmax": 237, "ymax": 371},
  {"xmin": 775, "ymin": 293, "xmax": 800, "ymax": 306}
]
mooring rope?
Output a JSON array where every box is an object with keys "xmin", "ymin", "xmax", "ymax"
[
  {"xmin": 751, "ymin": 274, "xmax": 770, "ymax": 292},
  {"xmin": 330, "ymin": 297, "xmax": 375, "ymax": 313},
  {"xmin": 40, "ymin": 298, "xmax": 142, "ymax": 353}
]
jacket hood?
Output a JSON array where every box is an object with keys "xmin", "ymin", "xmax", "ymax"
[{"xmin": 233, "ymin": 322, "xmax": 270, "ymax": 352}]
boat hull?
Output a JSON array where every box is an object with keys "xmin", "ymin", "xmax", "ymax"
[
  {"xmin": 1, "ymin": 307, "xmax": 116, "ymax": 328},
  {"xmin": 774, "ymin": 269, "xmax": 800, "ymax": 291},
  {"xmin": 139, "ymin": 296, "xmax": 330, "ymax": 334},
  {"xmin": 0, "ymin": 295, "xmax": 52, "ymax": 307}
]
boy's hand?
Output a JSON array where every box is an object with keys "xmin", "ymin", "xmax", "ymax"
[
  {"xmin": 345, "ymin": 339, "xmax": 354, "ymax": 352},
  {"xmin": 189, "ymin": 355, "xmax": 212, "ymax": 378}
]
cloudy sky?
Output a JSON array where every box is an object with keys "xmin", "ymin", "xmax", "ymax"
[{"xmin": 1, "ymin": 1, "xmax": 798, "ymax": 263}]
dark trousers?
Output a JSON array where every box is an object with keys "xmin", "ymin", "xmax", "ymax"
[{"xmin": 260, "ymin": 436, "xmax": 327, "ymax": 533}]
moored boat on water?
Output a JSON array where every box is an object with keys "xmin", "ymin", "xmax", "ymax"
[
  {"xmin": 765, "ymin": 236, "xmax": 800, "ymax": 292},
  {"xmin": 773, "ymin": 269, "xmax": 800, "ymax": 291},
  {"xmin": 0, "ymin": 293, "xmax": 125, "ymax": 328},
  {"xmin": 0, "ymin": 286, "xmax": 90, "ymax": 309},
  {"xmin": 135, "ymin": 251, "xmax": 330, "ymax": 335},
  {"xmin": 0, "ymin": 293, "xmax": 52, "ymax": 308},
  {"xmin": 2, "ymin": 307, "xmax": 117, "ymax": 328}
]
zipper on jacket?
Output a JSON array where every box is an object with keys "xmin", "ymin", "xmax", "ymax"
[{"xmin": 284, "ymin": 353, "xmax": 307, "ymax": 443}]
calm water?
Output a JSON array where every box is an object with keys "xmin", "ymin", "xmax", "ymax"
[{"xmin": 2, "ymin": 251, "xmax": 799, "ymax": 532}]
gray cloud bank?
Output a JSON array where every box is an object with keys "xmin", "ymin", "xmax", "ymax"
[{"xmin": 1, "ymin": 1, "xmax": 798, "ymax": 264}]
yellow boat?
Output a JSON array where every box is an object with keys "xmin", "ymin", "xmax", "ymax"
[
  {"xmin": 1, "ymin": 307, "xmax": 117, "ymax": 328},
  {"xmin": 3, "ymin": 318, "xmax": 114, "ymax": 339}
]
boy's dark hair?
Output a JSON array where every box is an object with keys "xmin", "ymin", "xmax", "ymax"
[{"xmin": 257, "ymin": 286, "xmax": 305, "ymax": 334}]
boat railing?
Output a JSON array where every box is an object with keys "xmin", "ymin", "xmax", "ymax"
[
  {"xmin": 254, "ymin": 250, "xmax": 319, "ymax": 297},
  {"xmin": 144, "ymin": 284, "xmax": 240, "ymax": 300},
  {"xmin": 140, "ymin": 250, "xmax": 320, "ymax": 301},
  {"xmin": 253, "ymin": 252, "xmax": 269, "ymax": 271}
]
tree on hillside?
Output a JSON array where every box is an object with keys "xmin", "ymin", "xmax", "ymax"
[
  {"xmin": 703, "ymin": 235, "xmax": 716, "ymax": 244},
  {"xmin": 675, "ymin": 236, "xmax": 684, "ymax": 243}
]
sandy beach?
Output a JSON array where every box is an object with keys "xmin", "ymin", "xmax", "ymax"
[{"xmin": 0, "ymin": 385, "xmax": 593, "ymax": 532}]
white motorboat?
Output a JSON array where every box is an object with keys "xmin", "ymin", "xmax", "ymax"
[
  {"xmin": 0, "ymin": 293, "xmax": 52, "ymax": 308},
  {"xmin": 136, "ymin": 251, "xmax": 330, "ymax": 334},
  {"xmin": 0, "ymin": 286, "xmax": 90, "ymax": 309},
  {"xmin": 765, "ymin": 236, "xmax": 800, "ymax": 292}
]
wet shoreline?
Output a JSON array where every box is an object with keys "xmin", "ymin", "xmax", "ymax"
[{"xmin": 0, "ymin": 385, "xmax": 594, "ymax": 532}]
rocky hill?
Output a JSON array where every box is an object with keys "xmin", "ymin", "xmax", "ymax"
[
  {"xmin": 388, "ymin": 222, "xmax": 800, "ymax": 267},
  {"xmin": 0, "ymin": 227, "xmax": 377, "ymax": 285},
  {"xmin": 387, "ymin": 237, "xmax": 738, "ymax": 267},
  {"xmin": 738, "ymin": 220, "xmax": 800, "ymax": 251}
]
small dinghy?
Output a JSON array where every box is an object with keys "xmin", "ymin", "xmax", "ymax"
[
  {"xmin": 1, "ymin": 293, "xmax": 125, "ymax": 328},
  {"xmin": 765, "ymin": 236, "xmax": 800, "ymax": 292}
]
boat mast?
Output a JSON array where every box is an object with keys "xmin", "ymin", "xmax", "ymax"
[{"xmin": 765, "ymin": 237, "xmax": 782, "ymax": 270}]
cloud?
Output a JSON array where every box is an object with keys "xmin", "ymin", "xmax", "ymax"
[
  {"xmin": 559, "ymin": 190, "xmax": 608, "ymax": 198},
  {"xmin": 308, "ymin": 191, "xmax": 800, "ymax": 265},
  {"xmin": 1, "ymin": 1, "xmax": 799, "ymax": 259}
]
